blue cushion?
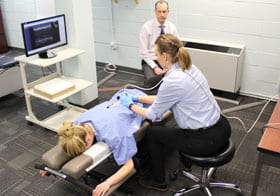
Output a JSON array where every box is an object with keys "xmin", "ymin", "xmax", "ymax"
[{"xmin": 0, "ymin": 55, "xmax": 18, "ymax": 69}]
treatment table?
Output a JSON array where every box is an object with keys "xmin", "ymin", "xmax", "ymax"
[{"xmin": 36, "ymin": 111, "xmax": 172, "ymax": 195}]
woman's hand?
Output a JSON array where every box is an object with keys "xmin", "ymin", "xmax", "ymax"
[
  {"xmin": 119, "ymin": 93, "xmax": 134, "ymax": 108},
  {"xmin": 92, "ymin": 181, "xmax": 111, "ymax": 196}
]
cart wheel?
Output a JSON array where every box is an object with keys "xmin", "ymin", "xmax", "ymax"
[
  {"xmin": 58, "ymin": 105, "xmax": 64, "ymax": 110},
  {"xmin": 169, "ymin": 169, "xmax": 179, "ymax": 181}
]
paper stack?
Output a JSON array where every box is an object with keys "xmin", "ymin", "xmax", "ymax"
[{"xmin": 34, "ymin": 78, "xmax": 75, "ymax": 99}]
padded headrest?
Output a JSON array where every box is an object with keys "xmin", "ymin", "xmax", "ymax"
[
  {"xmin": 42, "ymin": 144, "xmax": 71, "ymax": 170},
  {"xmin": 62, "ymin": 154, "xmax": 93, "ymax": 179}
]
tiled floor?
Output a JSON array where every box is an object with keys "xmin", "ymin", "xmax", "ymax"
[{"xmin": 0, "ymin": 49, "xmax": 279, "ymax": 196}]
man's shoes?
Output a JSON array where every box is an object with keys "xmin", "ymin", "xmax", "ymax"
[{"xmin": 138, "ymin": 176, "xmax": 168, "ymax": 192}]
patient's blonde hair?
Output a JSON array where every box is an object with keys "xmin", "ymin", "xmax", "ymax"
[{"xmin": 57, "ymin": 121, "xmax": 89, "ymax": 157}]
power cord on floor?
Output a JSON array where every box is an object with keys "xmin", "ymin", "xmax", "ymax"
[
  {"xmin": 235, "ymin": 94, "xmax": 278, "ymax": 153},
  {"xmin": 262, "ymin": 124, "xmax": 280, "ymax": 131},
  {"xmin": 104, "ymin": 63, "xmax": 117, "ymax": 73},
  {"xmin": 124, "ymin": 79, "xmax": 163, "ymax": 92},
  {"xmin": 245, "ymin": 95, "xmax": 277, "ymax": 134}
]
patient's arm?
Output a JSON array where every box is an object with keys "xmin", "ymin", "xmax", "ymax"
[{"xmin": 92, "ymin": 158, "xmax": 134, "ymax": 196}]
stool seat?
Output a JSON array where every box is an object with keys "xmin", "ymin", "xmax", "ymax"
[
  {"xmin": 181, "ymin": 140, "xmax": 235, "ymax": 168},
  {"xmin": 174, "ymin": 139, "xmax": 242, "ymax": 196}
]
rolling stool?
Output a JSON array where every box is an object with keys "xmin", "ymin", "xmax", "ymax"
[{"xmin": 173, "ymin": 139, "xmax": 242, "ymax": 196}]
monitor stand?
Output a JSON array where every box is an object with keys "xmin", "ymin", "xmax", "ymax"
[{"xmin": 38, "ymin": 51, "xmax": 57, "ymax": 59}]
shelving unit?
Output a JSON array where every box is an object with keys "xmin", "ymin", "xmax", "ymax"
[{"xmin": 15, "ymin": 48, "xmax": 93, "ymax": 132}]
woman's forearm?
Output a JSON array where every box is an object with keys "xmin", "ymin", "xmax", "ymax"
[
  {"xmin": 138, "ymin": 95, "xmax": 156, "ymax": 105},
  {"xmin": 130, "ymin": 104, "xmax": 148, "ymax": 119}
]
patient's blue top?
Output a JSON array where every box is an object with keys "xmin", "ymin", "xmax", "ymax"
[{"xmin": 73, "ymin": 89, "xmax": 147, "ymax": 166}]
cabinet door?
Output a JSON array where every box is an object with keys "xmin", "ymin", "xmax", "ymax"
[{"xmin": 0, "ymin": 7, "xmax": 8, "ymax": 54}]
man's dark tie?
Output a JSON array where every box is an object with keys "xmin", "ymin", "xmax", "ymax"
[{"xmin": 160, "ymin": 25, "xmax": 165, "ymax": 35}]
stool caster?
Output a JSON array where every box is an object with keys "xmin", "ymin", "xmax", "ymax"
[{"xmin": 210, "ymin": 168, "xmax": 217, "ymax": 179}]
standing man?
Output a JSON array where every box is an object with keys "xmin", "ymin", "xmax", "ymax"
[{"xmin": 139, "ymin": 0, "xmax": 178, "ymax": 91}]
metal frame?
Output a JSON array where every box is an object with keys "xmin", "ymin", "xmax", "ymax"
[
  {"xmin": 175, "ymin": 167, "xmax": 241, "ymax": 196},
  {"xmin": 15, "ymin": 48, "xmax": 92, "ymax": 132}
]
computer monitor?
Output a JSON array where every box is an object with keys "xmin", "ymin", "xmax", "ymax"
[{"xmin": 21, "ymin": 14, "xmax": 68, "ymax": 59}]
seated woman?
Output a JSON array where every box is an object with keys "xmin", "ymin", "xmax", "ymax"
[
  {"xmin": 118, "ymin": 34, "xmax": 231, "ymax": 191},
  {"xmin": 40, "ymin": 89, "xmax": 148, "ymax": 196}
]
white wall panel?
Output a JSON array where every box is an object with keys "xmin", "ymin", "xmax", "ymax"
[
  {"xmin": 206, "ymin": 1, "xmax": 233, "ymax": 17},
  {"xmin": 111, "ymin": 45, "xmax": 140, "ymax": 69},
  {"xmin": 92, "ymin": 7, "xmax": 111, "ymax": 20},
  {"xmin": 246, "ymin": 51, "xmax": 280, "ymax": 69},
  {"xmin": 0, "ymin": 0, "xmax": 37, "ymax": 47},
  {"xmin": 177, "ymin": 0, "xmax": 209, "ymax": 15},
  {"xmin": 1, "ymin": 0, "xmax": 280, "ymax": 98},
  {"xmin": 94, "ymin": 43, "xmax": 112, "ymax": 63},
  {"xmin": 115, "ymin": 32, "xmax": 138, "ymax": 47},
  {"xmin": 92, "ymin": 0, "xmax": 110, "ymax": 7},
  {"xmin": 241, "ymin": 64, "xmax": 280, "ymax": 97},
  {"xmin": 232, "ymin": 2, "xmax": 280, "ymax": 21},
  {"xmin": 259, "ymin": 22, "xmax": 280, "ymax": 38},
  {"xmin": 94, "ymin": 19, "xmax": 112, "ymax": 32},
  {"xmin": 94, "ymin": 31, "xmax": 111, "ymax": 44}
]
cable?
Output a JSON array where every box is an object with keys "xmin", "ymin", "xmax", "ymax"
[
  {"xmin": 124, "ymin": 78, "xmax": 163, "ymax": 92},
  {"xmin": 182, "ymin": 70, "xmax": 248, "ymax": 132},
  {"xmin": 104, "ymin": 63, "xmax": 117, "ymax": 74},
  {"xmin": 265, "ymin": 122, "xmax": 280, "ymax": 126},
  {"xmin": 244, "ymin": 95, "xmax": 277, "ymax": 134},
  {"xmin": 263, "ymin": 125, "xmax": 280, "ymax": 131},
  {"xmin": 262, "ymin": 122, "xmax": 280, "ymax": 132},
  {"xmin": 235, "ymin": 95, "xmax": 277, "ymax": 153}
]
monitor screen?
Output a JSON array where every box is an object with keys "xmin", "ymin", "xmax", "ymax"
[{"xmin": 21, "ymin": 14, "xmax": 68, "ymax": 58}]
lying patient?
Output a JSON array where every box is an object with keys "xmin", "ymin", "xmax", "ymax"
[{"xmin": 40, "ymin": 89, "xmax": 148, "ymax": 196}]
